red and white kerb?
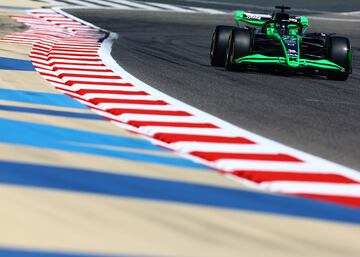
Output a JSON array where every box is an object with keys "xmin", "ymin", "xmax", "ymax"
[{"xmin": 2, "ymin": 9, "xmax": 360, "ymax": 209}]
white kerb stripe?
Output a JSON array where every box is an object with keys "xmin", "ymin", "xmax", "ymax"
[
  {"xmin": 261, "ymin": 182, "xmax": 360, "ymax": 197},
  {"xmin": 51, "ymin": 45, "xmax": 99, "ymax": 49},
  {"xmin": 81, "ymin": 94, "xmax": 157, "ymax": 100},
  {"xmin": 51, "ymin": 65, "xmax": 106, "ymax": 70},
  {"xmin": 49, "ymin": 50, "xmax": 98, "ymax": 54},
  {"xmin": 99, "ymin": 103, "xmax": 176, "ymax": 110},
  {"xmin": 69, "ymin": 83, "xmax": 135, "ymax": 91},
  {"xmin": 138, "ymin": 127, "xmax": 239, "ymax": 137},
  {"xmin": 48, "ymin": 59, "xmax": 103, "ymax": 64},
  {"xmin": 41, "ymin": 76, "xmax": 64, "ymax": 83},
  {"xmin": 30, "ymin": 58, "xmax": 49, "ymax": 65},
  {"xmin": 61, "ymin": 77, "xmax": 124, "ymax": 83},
  {"xmin": 55, "ymin": 71, "xmax": 115, "ymax": 76},
  {"xmin": 215, "ymin": 159, "xmax": 341, "ymax": 173},
  {"xmin": 119, "ymin": 114, "xmax": 206, "ymax": 123},
  {"xmin": 33, "ymin": 63, "xmax": 52, "ymax": 70},
  {"xmin": 35, "ymin": 68, "xmax": 57, "ymax": 74},
  {"xmin": 48, "ymin": 54, "xmax": 99, "ymax": 59},
  {"xmin": 169, "ymin": 142, "xmax": 282, "ymax": 154}
]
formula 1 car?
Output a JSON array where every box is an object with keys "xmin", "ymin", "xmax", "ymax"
[{"xmin": 210, "ymin": 6, "xmax": 352, "ymax": 80}]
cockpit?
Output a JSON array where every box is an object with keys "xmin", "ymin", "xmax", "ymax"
[{"xmin": 274, "ymin": 12, "xmax": 290, "ymax": 22}]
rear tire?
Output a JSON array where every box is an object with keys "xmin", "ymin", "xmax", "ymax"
[
  {"xmin": 210, "ymin": 26, "xmax": 234, "ymax": 67},
  {"xmin": 225, "ymin": 28, "xmax": 252, "ymax": 71},
  {"xmin": 326, "ymin": 36, "xmax": 351, "ymax": 81}
]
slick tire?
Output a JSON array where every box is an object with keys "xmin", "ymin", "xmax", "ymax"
[
  {"xmin": 326, "ymin": 36, "xmax": 351, "ymax": 81},
  {"xmin": 210, "ymin": 26, "xmax": 234, "ymax": 67},
  {"xmin": 225, "ymin": 28, "xmax": 252, "ymax": 71}
]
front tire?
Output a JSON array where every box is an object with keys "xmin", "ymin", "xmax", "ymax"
[
  {"xmin": 225, "ymin": 28, "xmax": 252, "ymax": 71},
  {"xmin": 210, "ymin": 25, "xmax": 234, "ymax": 67},
  {"xmin": 326, "ymin": 36, "xmax": 351, "ymax": 81}
]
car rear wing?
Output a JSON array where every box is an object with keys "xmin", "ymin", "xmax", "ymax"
[{"xmin": 235, "ymin": 10, "xmax": 309, "ymax": 29}]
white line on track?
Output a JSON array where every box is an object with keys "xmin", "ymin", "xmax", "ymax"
[
  {"xmin": 146, "ymin": 2, "xmax": 195, "ymax": 12},
  {"xmin": 39, "ymin": 0, "xmax": 231, "ymax": 14},
  {"xmin": 340, "ymin": 11, "xmax": 360, "ymax": 16},
  {"xmin": 187, "ymin": 6, "xmax": 226, "ymax": 14},
  {"xmin": 78, "ymin": 0, "xmax": 134, "ymax": 9},
  {"xmin": 105, "ymin": 0, "xmax": 161, "ymax": 10},
  {"xmin": 58, "ymin": 0, "xmax": 99, "ymax": 7}
]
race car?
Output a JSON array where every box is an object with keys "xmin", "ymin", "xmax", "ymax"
[{"xmin": 210, "ymin": 6, "xmax": 352, "ymax": 80}]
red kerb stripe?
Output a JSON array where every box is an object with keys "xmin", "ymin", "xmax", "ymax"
[
  {"xmin": 49, "ymin": 53, "xmax": 99, "ymax": 57},
  {"xmin": 31, "ymin": 50, "xmax": 49, "ymax": 55},
  {"xmin": 191, "ymin": 152, "xmax": 303, "ymax": 162},
  {"xmin": 31, "ymin": 60, "xmax": 51, "ymax": 66},
  {"xmin": 30, "ymin": 53, "xmax": 47, "ymax": 58},
  {"xmin": 49, "ymin": 57, "xmax": 101, "ymax": 61},
  {"xmin": 76, "ymin": 89, "xmax": 148, "ymax": 95},
  {"xmin": 65, "ymin": 81, "xmax": 131, "ymax": 86},
  {"xmin": 293, "ymin": 193, "xmax": 360, "ymax": 209},
  {"xmin": 51, "ymin": 47, "xmax": 99, "ymax": 51},
  {"xmin": 153, "ymin": 133, "xmax": 255, "ymax": 144},
  {"xmin": 39, "ymin": 72, "xmax": 57, "ymax": 77},
  {"xmin": 232, "ymin": 170, "xmax": 358, "ymax": 183},
  {"xmin": 128, "ymin": 121, "xmax": 218, "ymax": 128},
  {"xmin": 59, "ymin": 74, "xmax": 121, "ymax": 79},
  {"xmin": 47, "ymin": 79, "xmax": 66, "ymax": 85},
  {"xmin": 49, "ymin": 62, "xmax": 105, "ymax": 66},
  {"xmin": 108, "ymin": 109, "xmax": 191, "ymax": 116},
  {"xmin": 90, "ymin": 99, "xmax": 167, "ymax": 105},
  {"xmin": 53, "ymin": 67, "xmax": 112, "ymax": 72},
  {"xmin": 32, "ymin": 46, "xmax": 51, "ymax": 51}
]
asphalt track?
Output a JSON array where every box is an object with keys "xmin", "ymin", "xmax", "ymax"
[
  {"xmin": 66, "ymin": 8, "xmax": 360, "ymax": 171},
  {"xmin": 0, "ymin": 1, "xmax": 360, "ymax": 256},
  {"xmin": 135, "ymin": 0, "xmax": 360, "ymax": 13}
]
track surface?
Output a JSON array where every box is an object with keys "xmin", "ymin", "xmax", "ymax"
[
  {"xmin": 66, "ymin": 8, "xmax": 360, "ymax": 170},
  {"xmin": 135, "ymin": 0, "xmax": 360, "ymax": 13}
]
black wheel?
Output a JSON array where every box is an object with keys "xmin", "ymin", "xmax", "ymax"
[
  {"xmin": 326, "ymin": 36, "xmax": 351, "ymax": 81},
  {"xmin": 210, "ymin": 25, "xmax": 234, "ymax": 67},
  {"xmin": 225, "ymin": 28, "xmax": 252, "ymax": 71}
]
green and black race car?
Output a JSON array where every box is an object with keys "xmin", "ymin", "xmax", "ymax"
[{"xmin": 210, "ymin": 6, "xmax": 352, "ymax": 80}]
